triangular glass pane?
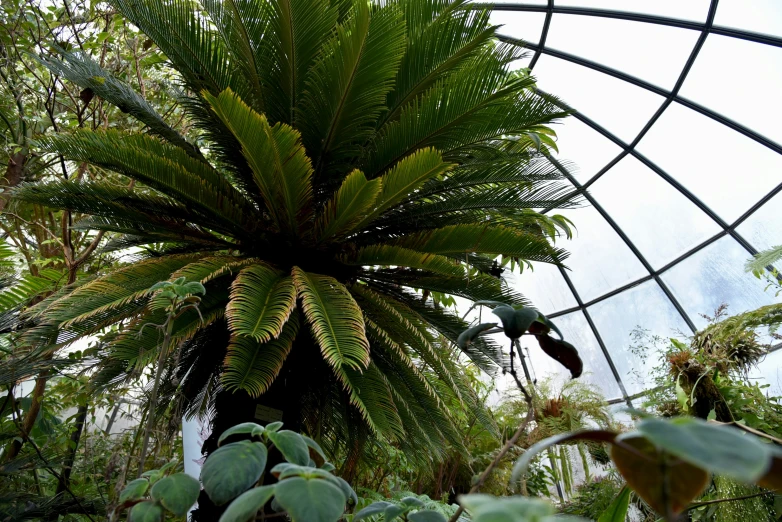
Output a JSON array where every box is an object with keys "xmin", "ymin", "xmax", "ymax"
[
  {"xmin": 735, "ymin": 190, "xmax": 782, "ymax": 252},
  {"xmin": 589, "ymin": 156, "xmax": 722, "ymax": 269},
  {"xmin": 747, "ymin": 349, "xmax": 782, "ymax": 398},
  {"xmin": 555, "ymin": 205, "xmax": 647, "ymax": 303},
  {"xmin": 714, "ymin": 0, "xmax": 782, "ymax": 38},
  {"xmin": 506, "ymin": 262, "xmax": 578, "ymax": 314},
  {"xmin": 554, "ymin": 0, "xmax": 709, "ymax": 22},
  {"xmin": 588, "ymin": 279, "xmax": 691, "ymax": 396},
  {"xmin": 491, "ymin": 10, "xmax": 547, "ymax": 44},
  {"xmin": 534, "ymin": 55, "xmax": 665, "ymax": 142},
  {"xmin": 681, "ymin": 35, "xmax": 782, "ymax": 147},
  {"xmin": 637, "ymin": 103, "xmax": 782, "ymax": 224},
  {"xmin": 515, "ymin": 310, "xmax": 623, "ymax": 399},
  {"xmin": 549, "ymin": 118, "xmax": 623, "ymax": 184},
  {"xmin": 660, "ymin": 236, "xmax": 782, "ymax": 331},
  {"xmin": 546, "ymin": 14, "xmax": 700, "ymax": 89}
]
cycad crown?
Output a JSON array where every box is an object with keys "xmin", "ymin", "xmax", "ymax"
[{"xmin": 17, "ymin": 0, "xmax": 579, "ymax": 462}]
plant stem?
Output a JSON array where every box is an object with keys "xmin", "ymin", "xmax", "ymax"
[
  {"xmin": 686, "ymin": 491, "xmax": 772, "ymax": 510},
  {"xmin": 137, "ymin": 315, "xmax": 175, "ymax": 476},
  {"xmin": 447, "ymin": 407, "xmax": 535, "ymax": 522}
]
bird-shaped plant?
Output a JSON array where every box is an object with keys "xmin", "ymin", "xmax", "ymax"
[{"xmin": 15, "ymin": 0, "xmax": 579, "ymax": 465}]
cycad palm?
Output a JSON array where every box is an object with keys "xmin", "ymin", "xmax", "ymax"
[{"xmin": 16, "ymin": 0, "xmax": 577, "ymax": 466}]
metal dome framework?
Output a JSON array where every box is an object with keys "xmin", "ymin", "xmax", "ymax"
[{"xmin": 482, "ymin": 1, "xmax": 782, "ymax": 406}]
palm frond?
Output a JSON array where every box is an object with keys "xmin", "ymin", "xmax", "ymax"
[
  {"xmin": 332, "ymin": 361, "xmax": 403, "ymax": 439},
  {"xmin": 292, "ymin": 267, "xmax": 370, "ymax": 370},
  {"xmin": 35, "ymin": 130, "xmax": 256, "ymax": 234},
  {"xmin": 315, "ymin": 169, "xmax": 382, "ymax": 242},
  {"xmin": 746, "ymin": 244, "xmax": 782, "ymax": 276},
  {"xmin": 38, "ymin": 48, "xmax": 201, "ymax": 159},
  {"xmin": 355, "ymin": 147, "xmax": 452, "ymax": 230},
  {"xmin": 226, "ymin": 264, "xmax": 296, "ymax": 342},
  {"xmin": 223, "ymin": 311, "xmax": 299, "ymax": 397},
  {"xmin": 344, "ymin": 245, "xmax": 465, "ymax": 277},
  {"xmin": 299, "ymin": 1, "xmax": 406, "ymax": 175},
  {"xmin": 386, "ymin": 224, "xmax": 568, "ymax": 264},
  {"xmin": 172, "ymin": 256, "xmax": 256, "ymax": 284},
  {"xmin": 205, "ymin": 89, "xmax": 314, "ymax": 236}
]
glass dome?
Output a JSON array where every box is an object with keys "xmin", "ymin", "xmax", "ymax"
[{"xmin": 486, "ymin": 1, "xmax": 782, "ymax": 404}]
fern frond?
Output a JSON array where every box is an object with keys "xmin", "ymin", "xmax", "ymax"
[
  {"xmin": 226, "ymin": 264, "xmax": 296, "ymax": 342},
  {"xmin": 315, "ymin": 169, "xmax": 382, "ymax": 242},
  {"xmin": 292, "ymin": 267, "xmax": 370, "ymax": 370},
  {"xmin": 223, "ymin": 312, "xmax": 299, "ymax": 396}
]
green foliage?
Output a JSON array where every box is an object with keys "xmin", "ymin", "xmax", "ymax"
[
  {"xmin": 17, "ymin": 0, "xmax": 580, "ymax": 464},
  {"xmin": 559, "ymin": 477, "xmax": 623, "ymax": 520},
  {"xmin": 459, "ymin": 494, "xmax": 585, "ymax": 522},
  {"xmin": 116, "ymin": 463, "xmax": 199, "ymax": 521},
  {"xmin": 513, "ymin": 416, "xmax": 781, "ymax": 519}
]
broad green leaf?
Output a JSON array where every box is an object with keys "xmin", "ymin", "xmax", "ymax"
[
  {"xmin": 597, "ymin": 486, "xmax": 630, "ymax": 522},
  {"xmin": 227, "ymin": 265, "xmax": 296, "ymax": 342},
  {"xmin": 491, "ymin": 306, "xmax": 537, "ymax": 339},
  {"xmin": 457, "ymin": 322, "xmax": 497, "ymax": 350},
  {"xmin": 219, "ymin": 485, "xmax": 276, "ymax": 522},
  {"xmin": 535, "ymin": 312, "xmax": 563, "ymax": 340},
  {"xmin": 150, "ymin": 473, "xmax": 200, "ymax": 516},
  {"xmin": 401, "ymin": 496, "xmax": 425, "ymax": 507},
  {"xmin": 354, "ymin": 501, "xmax": 394, "ymax": 521},
  {"xmin": 301, "ymin": 435, "xmax": 327, "ymax": 463},
  {"xmin": 316, "ymin": 169, "xmax": 382, "ymax": 242},
  {"xmin": 274, "ymin": 477, "xmax": 346, "ymax": 522},
  {"xmin": 637, "ymin": 417, "xmax": 772, "ymax": 482},
  {"xmin": 218, "ymin": 423, "xmax": 265, "ymax": 446},
  {"xmin": 384, "ymin": 504, "xmax": 406, "ymax": 519},
  {"xmin": 611, "ymin": 434, "xmax": 709, "ymax": 515},
  {"xmin": 265, "ymin": 421, "xmax": 283, "ymax": 432},
  {"xmin": 119, "ymin": 478, "xmax": 149, "ymax": 503},
  {"xmin": 512, "ymin": 430, "xmax": 617, "ymax": 483},
  {"xmin": 409, "ymin": 511, "xmax": 447, "ymax": 522},
  {"xmin": 459, "ymin": 494, "xmax": 557, "ymax": 521},
  {"xmin": 292, "ymin": 268, "xmax": 370, "ymax": 370},
  {"xmin": 267, "ymin": 429, "xmax": 310, "ymax": 466},
  {"xmin": 130, "ymin": 501, "xmax": 163, "ymax": 522},
  {"xmin": 202, "ymin": 441, "xmax": 268, "ymax": 505}
]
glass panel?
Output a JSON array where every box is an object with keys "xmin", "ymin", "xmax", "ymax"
[
  {"xmin": 555, "ymin": 205, "xmax": 648, "ymax": 303},
  {"xmin": 506, "ymin": 262, "xmax": 578, "ymax": 314},
  {"xmin": 589, "ymin": 156, "xmax": 722, "ymax": 269},
  {"xmin": 747, "ymin": 349, "xmax": 782, "ymax": 398},
  {"xmin": 546, "ymin": 14, "xmax": 699, "ymax": 89},
  {"xmin": 637, "ymin": 103, "xmax": 782, "ymax": 223},
  {"xmin": 610, "ymin": 403, "xmax": 635, "ymax": 426},
  {"xmin": 681, "ymin": 35, "xmax": 782, "ymax": 147},
  {"xmin": 714, "ymin": 0, "xmax": 782, "ymax": 38},
  {"xmin": 661, "ymin": 236, "xmax": 782, "ymax": 331},
  {"xmin": 735, "ymin": 190, "xmax": 782, "ymax": 252},
  {"xmin": 554, "ymin": 0, "xmax": 709, "ymax": 22},
  {"xmin": 549, "ymin": 117, "xmax": 623, "ymax": 184},
  {"xmin": 534, "ymin": 55, "xmax": 665, "ymax": 142},
  {"xmin": 588, "ymin": 280, "xmax": 691, "ymax": 395},
  {"xmin": 491, "ymin": 10, "xmax": 547, "ymax": 44},
  {"xmin": 516, "ymin": 310, "xmax": 623, "ymax": 398}
]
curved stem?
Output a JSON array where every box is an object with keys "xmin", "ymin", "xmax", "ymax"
[{"xmin": 137, "ymin": 316, "xmax": 175, "ymax": 475}]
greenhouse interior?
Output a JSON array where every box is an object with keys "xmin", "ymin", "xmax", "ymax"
[{"xmin": 0, "ymin": 1, "xmax": 780, "ymax": 521}]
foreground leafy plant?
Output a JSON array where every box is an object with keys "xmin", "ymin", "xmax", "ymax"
[
  {"xmin": 512, "ymin": 416, "xmax": 781, "ymax": 520},
  {"xmin": 119, "ymin": 422, "xmax": 356, "ymax": 522}
]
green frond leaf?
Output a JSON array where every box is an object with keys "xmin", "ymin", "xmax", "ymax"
[
  {"xmin": 746, "ymin": 244, "xmax": 782, "ymax": 276},
  {"xmin": 355, "ymin": 147, "xmax": 452, "ymax": 230},
  {"xmin": 38, "ymin": 48, "xmax": 202, "ymax": 159},
  {"xmin": 226, "ymin": 265, "xmax": 296, "ymax": 342},
  {"xmin": 172, "ymin": 256, "xmax": 257, "ymax": 284},
  {"xmin": 292, "ymin": 267, "xmax": 370, "ymax": 370},
  {"xmin": 344, "ymin": 245, "xmax": 465, "ymax": 277},
  {"xmin": 387, "ymin": 224, "xmax": 568, "ymax": 264},
  {"xmin": 223, "ymin": 312, "xmax": 300, "ymax": 397},
  {"xmin": 315, "ymin": 169, "xmax": 382, "ymax": 242},
  {"xmin": 300, "ymin": 1, "xmax": 406, "ymax": 173},
  {"xmin": 205, "ymin": 89, "xmax": 314, "ymax": 236}
]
